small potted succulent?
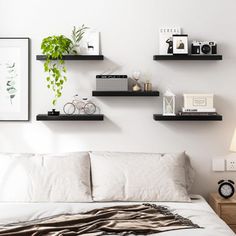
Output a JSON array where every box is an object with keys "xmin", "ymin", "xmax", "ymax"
[{"xmin": 41, "ymin": 25, "xmax": 88, "ymax": 115}]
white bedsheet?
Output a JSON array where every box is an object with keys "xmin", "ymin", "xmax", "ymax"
[{"xmin": 0, "ymin": 195, "xmax": 234, "ymax": 236}]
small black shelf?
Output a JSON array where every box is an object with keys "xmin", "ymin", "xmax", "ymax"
[
  {"xmin": 92, "ymin": 91, "xmax": 159, "ymax": 97},
  {"xmin": 36, "ymin": 55, "xmax": 104, "ymax": 61},
  {"xmin": 36, "ymin": 114, "xmax": 104, "ymax": 121},
  {"xmin": 153, "ymin": 114, "xmax": 223, "ymax": 121},
  {"xmin": 153, "ymin": 55, "xmax": 223, "ymax": 61}
]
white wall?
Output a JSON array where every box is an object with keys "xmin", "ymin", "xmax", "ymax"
[{"xmin": 0, "ymin": 0, "xmax": 236, "ymax": 197}]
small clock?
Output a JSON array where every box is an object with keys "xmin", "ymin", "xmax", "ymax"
[{"xmin": 218, "ymin": 180, "xmax": 235, "ymax": 199}]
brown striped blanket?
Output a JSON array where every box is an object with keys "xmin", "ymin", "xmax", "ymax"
[{"xmin": 0, "ymin": 204, "xmax": 200, "ymax": 235}]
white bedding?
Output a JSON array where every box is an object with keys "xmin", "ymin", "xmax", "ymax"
[{"xmin": 0, "ymin": 195, "xmax": 234, "ymax": 236}]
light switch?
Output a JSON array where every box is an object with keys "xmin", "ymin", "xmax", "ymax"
[{"xmin": 212, "ymin": 158, "xmax": 225, "ymax": 171}]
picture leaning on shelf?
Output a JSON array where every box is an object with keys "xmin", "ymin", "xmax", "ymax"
[
  {"xmin": 178, "ymin": 94, "xmax": 220, "ymax": 116},
  {"xmin": 159, "ymin": 27, "xmax": 219, "ymax": 56}
]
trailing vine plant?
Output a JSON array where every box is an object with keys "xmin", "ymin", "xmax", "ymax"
[
  {"xmin": 41, "ymin": 35, "xmax": 72, "ymax": 105},
  {"xmin": 41, "ymin": 26, "xmax": 88, "ymax": 106}
]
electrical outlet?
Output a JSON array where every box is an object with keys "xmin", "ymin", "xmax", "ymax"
[{"xmin": 226, "ymin": 158, "xmax": 236, "ymax": 171}]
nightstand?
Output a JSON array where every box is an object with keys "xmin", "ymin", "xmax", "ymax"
[{"xmin": 209, "ymin": 193, "xmax": 236, "ymax": 233}]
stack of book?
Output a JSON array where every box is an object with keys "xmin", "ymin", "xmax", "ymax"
[{"xmin": 178, "ymin": 108, "xmax": 218, "ymax": 116}]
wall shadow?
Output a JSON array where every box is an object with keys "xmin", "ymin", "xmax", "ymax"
[{"xmin": 40, "ymin": 116, "xmax": 122, "ymax": 134}]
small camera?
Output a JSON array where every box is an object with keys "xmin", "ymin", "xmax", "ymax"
[{"xmin": 191, "ymin": 41, "xmax": 217, "ymax": 55}]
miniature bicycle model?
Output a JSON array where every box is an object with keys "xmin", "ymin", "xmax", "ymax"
[{"xmin": 63, "ymin": 95, "xmax": 99, "ymax": 115}]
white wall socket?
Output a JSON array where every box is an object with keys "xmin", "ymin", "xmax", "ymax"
[{"xmin": 226, "ymin": 158, "xmax": 236, "ymax": 171}]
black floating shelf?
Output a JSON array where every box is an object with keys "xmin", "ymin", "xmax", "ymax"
[
  {"xmin": 92, "ymin": 91, "xmax": 159, "ymax": 97},
  {"xmin": 36, "ymin": 114, "xmax": 104, "ymax": 121},
  {"xmin": 36, "ymin": 55, "xmax": 104, "ymax": 61},
  {"xmin": 153, "ymin": 55, "xmax": 222, "ymax": 61},
  {"xmin": 153, "ymin": 114, "xmax": 223, "ymax": 121}
]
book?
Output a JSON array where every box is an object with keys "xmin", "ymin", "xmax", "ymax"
[
  {"xmin": 159, "ymin": 27, "xmax": 181, "ymax": 55},
  {"xmin": 96, "ymin": 75, "xmax": 128, "ymax": 79},
  {"xmin": 182, "ymin": 107, "xmax": 216, "ymax": 112},
  {"xmin": 178, "ymin": 111, "xmax": 218, "ymax": 116}
]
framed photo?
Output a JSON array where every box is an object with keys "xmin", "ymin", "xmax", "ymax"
[
  {"xmin": 79, "ymin": 29, "xmax": 100, "ymax": 55},
  {"xmin": 173, "ymin": 34, "xmax": 188, "ymax": 55},
  {"xmin": 0, "ymin": 38, "xmax": 29, "ymax": 121},
  {"xmin": 183, "ymin": 94, "xmax": 214, "ymax": 109}
]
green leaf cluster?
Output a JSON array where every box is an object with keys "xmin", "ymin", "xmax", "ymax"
[
  {"xmin": 41, "ymin": 26, "xmax": 88, "ymax": 106},
  {"xmin": 71, "ymin": 25, "xmax": 89, "ymax": 54},
  {"xmin": 41, "ymin": 35, "xmax": 72, "ymax": 106}
]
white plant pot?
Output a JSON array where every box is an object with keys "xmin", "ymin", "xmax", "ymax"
[{"xmin": 74, "ymin": 45, "xmax": 81, "ymax": 54}]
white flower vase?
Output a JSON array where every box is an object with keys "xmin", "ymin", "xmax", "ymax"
[{"xmin": 73, "ymin": 45, "xmax": 80, "ymax": 54}]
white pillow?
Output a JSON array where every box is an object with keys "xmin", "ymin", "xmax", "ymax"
[
  {"xmin": 184, "ymin": 153, "xmax": 195, "ymax": 193},
  {"xmin": 90, "ymin": 152, "xmax": 191, "ymax": 202},
  {"xmin": 0, "ymin": 153, "xmax": 36, "ymax": 202},
  {"xmin": 0, "ymin": 152, "xmax": 92, "ymax": 202}
]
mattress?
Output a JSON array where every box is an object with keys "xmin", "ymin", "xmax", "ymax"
[{"xmin": 0, "ymin": 195, "xmax": 234, "ymax": 236}]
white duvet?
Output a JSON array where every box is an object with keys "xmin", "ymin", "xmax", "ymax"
[{"xmin": 0, "ymin": 195, "xmax": 234, "ymax": 236}]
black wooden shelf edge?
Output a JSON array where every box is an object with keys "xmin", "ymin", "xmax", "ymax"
[
  {"xmin": 153, "ymin": 114, "xmax": 223, "ymax": 121},
  {"xmin": 153, "ymin": 55, "xmax": 223, "ymax": 60},
  {"xmin": 36, "ymin": 114, "xmax": 104, "ymax": 121},
  {"xmin": 36, "ymin": 55, "xmax": 104, "ymax": 60},
  {"xmin": 92, "ymin": 91, "xmax": 160, "ymax": 96}
]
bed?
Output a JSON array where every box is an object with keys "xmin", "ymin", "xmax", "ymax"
[
  {"xmin": 0, "ymin": 195, "xmax": 233, "ymax": 235},
  {"xmin": 0, "ymin": 151, "xmax": 234, "ymax": 235}
]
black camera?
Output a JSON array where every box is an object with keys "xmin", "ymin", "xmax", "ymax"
[{"xmin": 191, "ymin": 41, "xmax": 217, "ymax": 55}]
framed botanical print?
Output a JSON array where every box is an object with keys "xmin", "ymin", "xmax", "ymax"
[
  {"xmin": 0, "ymin": 38, "xmax": 29, "ymax": 121},
  {"xmin": 79, "ymin": 29, "xmax": 100, "ymax": 55}
]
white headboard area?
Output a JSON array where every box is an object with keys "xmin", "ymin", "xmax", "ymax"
[{"xmin": 0, "ymin": 0, "xmax": 235, "ymax": 197}]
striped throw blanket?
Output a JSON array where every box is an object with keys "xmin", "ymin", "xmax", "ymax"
[{"xmin": 0, "ymin": 204, "xmax": 200, "ymax": 235}]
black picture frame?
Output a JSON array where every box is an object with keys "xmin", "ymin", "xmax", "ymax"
[
  {"xmin": 0, "ymin": 37, "xmax": 30, "ymax": 121},
  {"xmin": 173, "ymin": 34, "xmax": 188, "ymax": 55}
]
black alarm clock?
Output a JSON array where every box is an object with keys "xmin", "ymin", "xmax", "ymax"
[{"xmin": 218, "ymin": 180, "xmax": 235, "ymax": 199}]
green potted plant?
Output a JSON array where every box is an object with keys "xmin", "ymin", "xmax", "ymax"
[
  {"xmin": 70, "ymin": 24, "xmax": 89, "ymax": 54},
  {"xmin": 41, "ymin": 35, "xmax": 71, "ymax": 111},
  {"xmin": 41, "ymin": 25, "xmax": 88, "ymax": 115}
]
